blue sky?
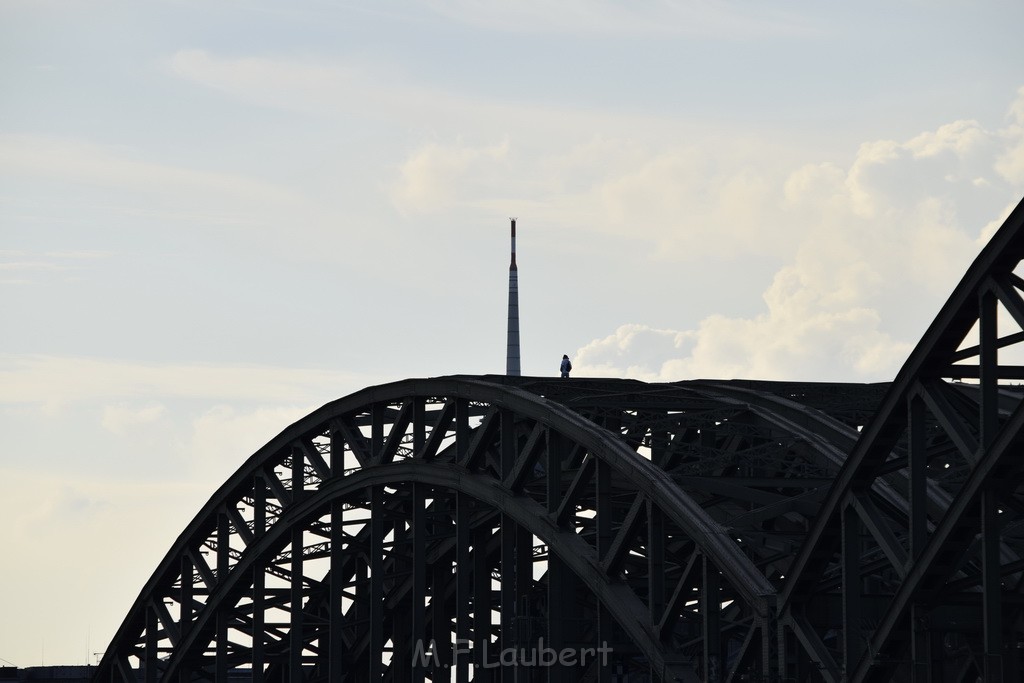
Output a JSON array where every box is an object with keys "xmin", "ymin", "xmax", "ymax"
[{"xmin": 2, "ymin": 0, "xmax": 1024, "ymax": 668}]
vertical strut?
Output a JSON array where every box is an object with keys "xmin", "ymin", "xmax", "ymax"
[
  {"xmin": 908, "ymin": 393, "xmax": 930, "ymax": 682},
  {"xmin": 144, "ymin": 605, "xmax": 158, "ymax": 683},
  {"xmin": 982, "ymin": 490, "xmax": 1004, "ymax": 680},
  {"xmin": 546, "ymin": 428, "xmax": 572, "ymax": 683},
  {"xmin": 430, "ymin": 497, "xmax": 454, "ymax": 682},
  {"xmin": 251, "ymin": 564, "xmax": 265, "ymax": 683},
  {"xmin": 702, "ymin": 555, "xmax": 721, "ymax": 683},
  {"xmin": 648, "ymin": 503, "xmax": 665, "ymax": 634},
  {"xmin": 842, "ymin": 503, "xmax": 863, "ymax": 676},
  {"xmin": 596, "ymin": 458, "xmax": 613, "ymax": 683},
  {"xmin": 288, "ymin": 445, "xmax": 305, "ymax": 681},
  {"xmin": 473, "ymin": 520, "xmax": 493, "ymax": 678},
  {"xmin": 499, "ymin": 409, "xmax": 516, "ymax": 683},
  {"xmin": 412, "ymin": 482, "xmax": 427, "ymax": 683},
  {"xmin": 329, "ymin": 500, "xmax": 345, "ymax": 682},
  {"xmin": 217, "ymin": 513, "xmax": 230, "ymax": 683},
  {"xmin": 290, "ymin": 526, "xmax": 304, "ymax": 682},
  {"xmin": 252, "ymin": 474, "xmax": 266, "ymax": 683},
  {"xmin": 178, "ymin": 553, "xmax": 194, "ymax": 683},
  {"xmin": 327, "ymin": 427, "xmax": 344, "ymax": 683},
  {"xmin": 370, "ymin": 486, "xmax": 384, "ymax": 681},
  {"xmin": 908, "ymin": 392, "xmax": 927, "ymax": 560},
  {"xmin": 179, "ymin": 555, "xmax": 193, "ymax": 637},
  {"xmin": 455, "ymin": 493, "xmax": 472, "ymax": 683},
  {"xmin": 980, "ymin": 288, "xmax": 1005, "ymax": 680}
]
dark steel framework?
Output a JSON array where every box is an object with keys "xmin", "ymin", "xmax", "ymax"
[{"xmin": 94, "ymin": 198, "xmax": 1024, "ymax": 682}]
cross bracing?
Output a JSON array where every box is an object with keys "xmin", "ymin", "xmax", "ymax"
[{"xmin": 93, "ymin": 197, "xmax": 1024, "ymax": 682}]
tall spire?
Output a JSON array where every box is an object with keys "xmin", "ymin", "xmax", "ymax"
[{"xmin": 506, "ymin": 218, "xmax": 521, "ymax": 376}]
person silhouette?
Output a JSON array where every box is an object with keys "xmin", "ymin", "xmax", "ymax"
[{"xmin": 560, "ymin": 354, "xmax": 572, "ymax": 379}]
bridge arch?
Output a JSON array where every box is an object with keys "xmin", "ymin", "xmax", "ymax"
[
  {"xmin": 778, "ymin": 197, "xmax": 1024, "ymax": 682},
  {"xmin": 96, "ymin": 374, "xmax": 881, "ymax": 682}
]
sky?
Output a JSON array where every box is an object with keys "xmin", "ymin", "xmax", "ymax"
[{"xmin": 3, "ymin": 0, "xmax": 1024, "ymax": 669}]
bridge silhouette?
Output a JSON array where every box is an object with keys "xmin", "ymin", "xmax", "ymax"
[{"xmin": 95, "ymin": 198, "xmax": 1024, "ymax": 681}]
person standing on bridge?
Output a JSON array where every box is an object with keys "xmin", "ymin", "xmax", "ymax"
[{"xmin": 560, "ymin": 354, "xmax": 572, "ymax": 379}]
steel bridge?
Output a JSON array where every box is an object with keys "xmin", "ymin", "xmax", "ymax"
[{"xmin": 95, "ymin": 198, "xmax": 1024, "ymax": 682}]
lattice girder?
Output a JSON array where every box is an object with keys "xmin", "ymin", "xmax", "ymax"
[
  {"xmin": 780, "ymin": 197, "xmax": 1024, "ymax": 682},
  {"xmin": 103, "ymin": 378, "xmax": 864, "ymax": 682}
]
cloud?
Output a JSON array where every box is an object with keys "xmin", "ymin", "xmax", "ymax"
[
  {"xmin": 392, "ymin": 140, "xmax": 510, "ymax": 213},
  {"xmin": 162, "ymin": 50, "xmax": 819, "ymax": 263},
  {"xmin": 571, "ymin": 90, "xmax": 1024, "ymax": 382},
  {"xmin": 379, "ymin": 88, "xmax": 1024, "ymax": 268},
  {"xmin": 389, "ymin": 134, "xmax": 807, "ymax": 261},
  {"xmin": 386, "ymin": 111, "xmax": 1015, "ymax": 266},
  {"xmin": 166, "ymin": 48, "xmax": 363, "ymax": 115},
  {"xmin": 586, "ymin": 148, "xmax": 783, "ymax": 257},
  {"xmin": 572, "ymin": 324, "xmax": 691, "ymax": 380},
  {"xmin": 100, "ymin": 402, "xmax": 166, "ymax": 436},
  {"xmin": 0, "ymin": 355, "xmax": 370, "ymax": 412},
  {"xmin": 844, "ymin": 119, "xmax": 1005, "ymax": 221},
  {"xmin": 0, "ymin": 134, "xmax": 307, "ymax": 237},
  {"xmin": 996, "ymin": 86, "xmax": 1024, "ymax": 185},
  {"xmin": 575, "ymin": 305, "xmax": 912, "ymax": 383}
]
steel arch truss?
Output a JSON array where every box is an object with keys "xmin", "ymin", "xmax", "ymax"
[
  {"xmin": 780, "ymin": 197, "xmax": 1024, "ymax": 682},
  {"xmin": 94, "ymin": 374, "xmax": 891, "ymax": 683}
]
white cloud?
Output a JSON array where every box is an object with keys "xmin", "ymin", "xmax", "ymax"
[
  {"xmin": 996, "ymin": 87, "xmax": 1024, "ymax": 185},
  {"xmin": 100, "ymin": 402, "xmax": 166, "ymax": 436},
  {"xmin": 392, "ymin": 140, "xmax": 510, "ymax": 214},
  {"xmin": 845, "ymin": 120, "xmax": 1004, "ymax": 220},
  {"xmin": 389, "ymin": 134, "xmax": 806, "ymax": 260},
  {"xmin": 575, "ymin": 303, "xmax": 912, "ymax": 383},
  {"xmin": 386, "ymin": 103, "xmax": 1020, "ymax": 269},
  {"xmin": 571, "ymin": 97, "xmax": 1024, "ymax": 382},
  {"xmin": 572, "ymin": 324, "xmax": 691, "ymax": 380}
]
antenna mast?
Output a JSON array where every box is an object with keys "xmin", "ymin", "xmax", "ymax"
[{"xmin": 506, "ymin": 218, "xmax": 521, "ymax": 376}]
